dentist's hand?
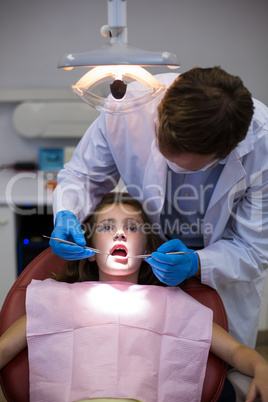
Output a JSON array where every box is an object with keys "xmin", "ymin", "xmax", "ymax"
[
  {"xmin": 146, "ymin": 239, "xmax": 199, "ymax": 286},
  {"xmin": 50, "ymin": 210, "xmax": 95, "ymax": 260}
]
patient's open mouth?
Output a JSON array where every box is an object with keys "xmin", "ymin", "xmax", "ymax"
[{"xmin": 110, "ymin": 244, "xmax": 128, "ymax": 258}]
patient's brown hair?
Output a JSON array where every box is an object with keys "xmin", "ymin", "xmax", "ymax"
[{"xmin": 157, "ymin": 66, "xmax": 254, "ymax": 159}]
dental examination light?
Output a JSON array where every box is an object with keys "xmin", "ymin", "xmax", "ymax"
[{"xmin": 58, "ymin": 0, "xmax": 180, "ymax": 114}]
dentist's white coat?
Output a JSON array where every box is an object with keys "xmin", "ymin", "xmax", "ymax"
[{"xmin": 53, "ymin": 73, "xmax": 268, "ymax": 347}]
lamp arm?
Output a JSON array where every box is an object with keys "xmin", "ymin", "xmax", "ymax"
[{"xmin": 107, "ymin": 0, "xmax": 128, "ymax": 44}]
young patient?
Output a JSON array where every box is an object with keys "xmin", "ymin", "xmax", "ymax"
[{"xmin": 0, "ymin": 193, "xmax": 268, "ymax": 402}]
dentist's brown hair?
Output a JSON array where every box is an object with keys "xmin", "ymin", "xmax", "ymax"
[{"xmin": 157, "ymin": 66, "xmax": 254, "ymax": 159}]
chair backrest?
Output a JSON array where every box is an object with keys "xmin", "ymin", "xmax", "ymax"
[{"xmin": 0, "ymin": 248, "xmax": 228, "ymax": 402}]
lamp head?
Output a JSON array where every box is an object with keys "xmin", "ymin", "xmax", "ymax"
[{"xmin": 58, "ymin": 0, "xmax": 180, "ymax": 113}]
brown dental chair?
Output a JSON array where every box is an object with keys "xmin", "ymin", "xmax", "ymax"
[{"xmin": 0, "ymin": 247, "xmax": 228, "ymax": 402}]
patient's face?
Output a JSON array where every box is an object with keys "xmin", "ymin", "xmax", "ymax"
[{"xmin": 90, "ymin": 203, "xmax": 147, "ymax": 283}]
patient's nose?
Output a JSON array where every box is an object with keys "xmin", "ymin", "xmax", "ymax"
[{"xmin": 114, "ymin": 230, "xmax": 126, "ymax": 241}]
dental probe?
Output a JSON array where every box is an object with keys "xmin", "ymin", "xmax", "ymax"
[
  {"xmin": 42, "ymin": 235, "xmax": 110, "ymax": 256},
  {"xmin": 128, "ymin": 251, "xmax": 197, "ymax": 258}
]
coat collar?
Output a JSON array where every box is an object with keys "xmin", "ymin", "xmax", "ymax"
[{"xmin": 207, "ymin": 126, "xmax": 254, "ymax": 209}]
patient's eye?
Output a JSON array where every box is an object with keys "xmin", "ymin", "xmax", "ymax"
[
  {"xmin": 103, "ymin": 225, "xmax": 114, "ymax": 231},
  {"xmin": 127, "ymin": 225, "xmax": 137, "ymax": 232},
  {"xmin": 96, "ymin": 221, "xmax": 115, "ymax": 233},
  {"xmin": 125, "ymin": 219, "xmax": 142, "ymax": 232}
]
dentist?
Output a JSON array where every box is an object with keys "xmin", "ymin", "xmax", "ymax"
[{"xmin": 51, "ymin": 66, "xmax": 268, "ymax": 348}]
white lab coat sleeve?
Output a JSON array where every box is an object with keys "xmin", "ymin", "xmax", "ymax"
[
  {"xmin": 198, "ymin": 167, "xmax": 268, "ymax": 347},
  {"xmin": 199, "ymin": 152, "xmax": 268, "ymax": 289},
  {"xmin": 52, "ymin": 112, "xmax": 120, "ymax": 223}
]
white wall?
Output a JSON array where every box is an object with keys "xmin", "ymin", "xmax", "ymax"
[{"xmin": 0, "ymin": 0, "xmax": 267, "ymax": 164}]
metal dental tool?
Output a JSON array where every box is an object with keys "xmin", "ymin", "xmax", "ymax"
[
  {"xmin": 42, "ymin": 235, "xmax": 110, "ymax": 256},
  {"xmin": 128, "ymin": 251, "xmax": 197, "ymax": 259}
]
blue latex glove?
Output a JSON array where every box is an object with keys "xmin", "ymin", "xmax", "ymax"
[
  {"xmin": 49, "ymin": 210, "xmax": 95, "ymax": 260},
  {"xmin": 146, "ymin": 239, "xmax": 199, "ymax": 286}
]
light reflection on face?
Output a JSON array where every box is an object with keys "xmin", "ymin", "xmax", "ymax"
[{"xmin": 90, "ymin": 204, "xmax": 147, "ymax": 283}]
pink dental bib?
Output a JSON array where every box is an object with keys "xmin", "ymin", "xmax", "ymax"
[{"xmin": 26, "ymin": 279, "xmax": 212, "ymax": 402}]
